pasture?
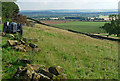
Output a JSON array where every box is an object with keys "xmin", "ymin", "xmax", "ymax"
[
  {"xmin": 40, "ymin": 20, "xmax": 71, "ymax": 25},
  {"xmin": 51, "ymin": 21, "xmax": 107, "ymax": 33}
]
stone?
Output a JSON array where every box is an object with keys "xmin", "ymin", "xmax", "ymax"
[
  {"xmin": 16, "ymin": 66, "xmax": 33, "ymax": 81},
  {"xmin": 26, "ymin": 64, "xmax": 35, "ymax": 79},
  {"xmin": 17, "ymin": 59, "xmax": 31, "ymax": 64},
  {"xmin": 26, "ymin": 64, "xmax": 51, "ymax": 80},
  {"xmin": 9, "ymin": 34, "xmax": 15, "ymax": 38},
  {"xmin": 48, "ymin": 66, "xmax": 63, "ymax": 76},
  {"xmin": 13, "ymin": 66, "xmax": 27, "ymax": 78},
  {"xmin": 14, "ymin": 44, "xmax": 25, "ymax": 49},
  {"xmin": 56, "ymin": 66, "xmax": 64, "ymax": 74},
  {"xmin": 14, "ymin": 64, "xmax": 52, "ymax": 81},
  {"xmin": 19, "ymin": 47, "xmax": 26, "ymax": 52},
  {"xmin": 32, "ymin": 72, "xmax": 41, "ymax": 81},
  {"xmin": 21, "ymin": 40, "xmax": 26, "ymax": 45},
  {"xmin": 30, "ymin": 64, "xmax": 45, "ymax": 72},
  {"xmin": 14, "ymin": 64, "xmax": 66, "ymax": 81},
  {"xmin": 38, "ymin": 73, "xmax": 51, "ymax": 80},
  {"xmin": 14, "ymin": 44, "xmax": 26, "ymax": 52},
  {"xmin": 38, "ymin": 69, "xmax": 54, "ymax": 79},
  {"xmin": 29, "ymin": 43, "xmax": 38, "ymax": 48},
  {"xmin": 7, "ymin": 40, "xmax": 18, "ymax": 46},
  {"xmin": 22, "ymin": 38, "xmax": 27, "ymax": 42},
  {"xmin": 14, "ymin": 65, "xmax": 36, "ymax": 80}
]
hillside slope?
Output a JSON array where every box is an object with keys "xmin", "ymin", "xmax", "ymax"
[{"xmin": 2, "ymin": 24, "xmax": 118, "ymax": 79}]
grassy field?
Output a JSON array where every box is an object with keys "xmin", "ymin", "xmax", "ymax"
[
  {"xmin": 40, "ymin": 20, "xmax": 71, "ymax": 25},
  {"xmin": 51, "ymin": 21, "xmax": 107, "ymax": 33},
  {"xmin": 2, "ymin": 24, "xmax": 118, "ymax": 79}
]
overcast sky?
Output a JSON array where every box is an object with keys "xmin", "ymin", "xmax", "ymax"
[{"xmin": 16, "ymin": 0, "xmax": 120, "ymax": 10}]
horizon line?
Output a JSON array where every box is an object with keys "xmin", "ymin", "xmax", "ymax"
[{"xmin": 20, "ymin": 9, "xmax": 118, "ymax": 11}]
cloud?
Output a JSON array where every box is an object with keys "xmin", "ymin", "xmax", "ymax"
[
  {"xmin": 16, "ymin": 0, "xmax": 119, "ymax": 10},
  {"xmin": 17, "ymin": 0, "xmax": 119, "ymax": 2}
]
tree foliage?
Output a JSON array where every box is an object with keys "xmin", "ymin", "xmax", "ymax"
[
  {"xmin": 102, "ymin": 14, "xmax": 120, "ymax": 37},
  {"xmin": 12, "ymin": 14, "xmax": 27, "ymax": 25},
  {"xmin": 2, "ymin": 2, "xmax": 19, "ymax": 22}
]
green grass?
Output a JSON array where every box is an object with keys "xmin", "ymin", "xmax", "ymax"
[
  {"xmin": 2, "ymin": 24, "xmax": 118, "ymax": 79},
  {"xmin": 51, "ymin": 21, "xmax": 107, "ymax": 33}
]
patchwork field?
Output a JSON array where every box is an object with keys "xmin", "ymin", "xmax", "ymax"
[
  {"xmin": 40, "ymin": 20, "xmax": 71, "ymax": 25},
  {"xmin": 2, "ymin": 23, "xmax": 118, "ymax": 79},
  {"xmin": 50, "ymin": 21, "xmax": 107, "ymax": 33}
]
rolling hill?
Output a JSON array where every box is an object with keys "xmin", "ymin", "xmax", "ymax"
[{"xmin": 2, "ymin": 23, "xmax": 118, "ymax": 79}]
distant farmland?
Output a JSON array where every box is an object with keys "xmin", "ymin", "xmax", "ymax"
[
  {"xmin": 40, "ymin": 20, "xmax": 71, "ymax": 25},
  {"xmin": 50, "ymin": 21, "xmax": 107, "ymax": 33}
]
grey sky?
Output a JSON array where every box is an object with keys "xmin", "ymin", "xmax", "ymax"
[{"xmin": 16, "ymin": 0, "xmax": 119, "ymax": 10}]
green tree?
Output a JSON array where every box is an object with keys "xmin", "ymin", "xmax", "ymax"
[
  {"xmin": 2, "ymin": 2, "xmax": 19, "ymax": 22},
  {"xmin": 102, "ymin": 14, "xmax": 120, "ymax": 37}
]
